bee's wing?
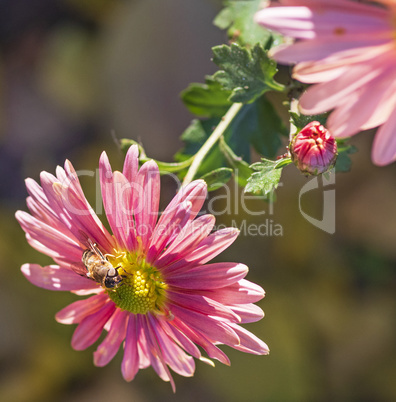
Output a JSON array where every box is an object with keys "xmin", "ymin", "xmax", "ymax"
[
  {"xmin": 76, "ymin": 229, "xmax": 105, "ymax": 259},
  {"xmin": 70, "ymin": 261, "xmax": 89, "ymax": 277}
]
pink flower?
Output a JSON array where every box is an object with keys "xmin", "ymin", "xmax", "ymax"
[
  {"xmin": 15, "ymin": 145, "xmax": 268, "ymax": 391},
  {"xmin": 289, "ymin": 121, "xmax": 338, "ymax": 175},
  {"xmin": 255, "ymin": 0, "xmax": 396, "ymax": 166}
]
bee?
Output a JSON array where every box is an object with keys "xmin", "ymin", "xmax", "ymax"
[
  {"xmin": 82, "ymin": 239, "xmax": 123, "ymax": 289},
  {"xmin": 71, "ymin": 232, "xmax": 123, "ymax": 289}
]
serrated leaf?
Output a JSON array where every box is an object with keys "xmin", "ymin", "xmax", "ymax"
[
  {"xmin": 181, "ymin": 76, "xmax": 232, "ymax": 118},
  {"xmin": 335, "ymin": 140, "xmax": 357, "ymax": 173},
  {"xmin": 245, "ymin": 158, "xmax": 284, "ymax": 194},
  {"xmin": 213, "ymin": 0, "xmax": 282, "ymax": 47},
  {"xmin": 200, "ymin": 168, "xmax": 233, "ymax": 191},
  {"xmin": 245, "ymin": 167, "xmax": 282, "ymax": 195},
  {"xmin": 212, "ymin": 43, "xmax": 284, "ymax": 103}
]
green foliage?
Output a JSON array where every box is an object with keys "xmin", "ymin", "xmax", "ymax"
[
  {"xmin": 335, "ymin": 140, "xmax": 357, "ymax": 173},
  {"xmin": 212, "ymin": 43, "xmax": 284, "ymax": 103},
  {"xmin": 200, "ymin": 168, "xmax": 233, "ymax": 191},
  {"xmin": 245, "ymin": 158, "xmax": 291, "ymax": 195},
  {"xmin": 213, "ymin": 0, "xmax": 282, "ymax": 47},
  {"xmin": 231, "ymin": 95, "xmax": 287, "ymax": 158},
  {"xmin": 181, "ymin": 76, "xmax": 232, "ymax": 118},
  {"xmin": 290, "ymin": 111, "xmax": 329, "ymax": 132}
]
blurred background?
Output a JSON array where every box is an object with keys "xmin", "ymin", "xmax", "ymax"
[{"xmin": 1, "ymin": 0, "xmax": 396, "ymax": 401}]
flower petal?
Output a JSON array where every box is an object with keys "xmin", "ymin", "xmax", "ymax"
[
  {"xmin": 94, "ymin": 309, "xmax": 129, "ymax": 367},
  {"xmin": 122, "ymin": 314, "xmax": 140, "ymax": 381},
  {"xmin": 161, "ymin": 227, "xmax": 239, "ymax": 275},
  {"xmin": 134, "ymin": 160, "xmax": 160, "ymax": 251},
  {"xmin": 71, "ymin": 301, "xmax": 116, "ymax": 351},
  {"xmin": 21, "ymin": 263, "xmax": 97, "ymax": 291},
  {"xmin": 55, "ymin": 293, "xmax": 108, "ymax": 324},
  {"xmin": 167, "ymin": 262, "xmax": 248, "ymax": 289}
]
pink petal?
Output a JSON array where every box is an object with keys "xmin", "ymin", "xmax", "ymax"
[
  {"xmin": 94, "ymin": 309, "xmax": 129, "ymax": 367},
  {"xmin": 228, "ymin": 324, "xmax": 269, "ymax": 355},
  {"xmin": 134, "ymin": 160, "xmax": 160, "ymax": 252},
  {"xmin": 197, "ymin": 279, "xmax": 265, "ymax": 305},
  {"xmin": 167, "ymin": 262, "xmax": 248, "ymax": 289},
  {"xmin": 16, "ymin": 211, "xmax": 82, "ymax": 261},
  {"xmin": 170, "ymin": 316, "xmax": 230, "ymax": 365},
  {"xmin": 155, "ymin": 214, "xmax": 216, "ymax": 269},
  {"xmin": 148, "ymin": 315, "xmax": 195, "ymax": 378},
  {"xmin": 55, "ymin": 293, "xmax": 108, "ymax": 324},
  {"xmin": 157, "ymin": 318, "xmax": 202, "ymax": 360},
  {"xmin": 161, "ymin": 227, "xmax": 239, "ymax": 275},
  {"xmin": 141, "ymin": 315, "xmax": 175, "ymax": 391},
  {"xmin": 167, "ymin": 291, "xmax": 241, "ymax": 323},
  {"xmin": 230, "ymin": 303, "xmax": 265, "ymax": 324},
  {"xmin": 122, "ymin": 144, "xmax": 139, "ymax": 184},
  {"xmin": 255, "ymin": 5, "xmax": 388, "ymax": 40},
  {"xmin": 147, "ymin": 179, "xmax": 207, "ymax": 262},
  {"xmin": 99, "ymin": 152, "xmax": 133, "ymax": 250},
  {"xmin": 170, "ymin": 304, "xmax": 240, "ymax": 346},
  {"xmin": 372, "ymin": 109, "xmax": 396, "ymax": 166},
  {"xmin": 299, "ymin": 61, "xmax": 385, "ymax": 115},
  {"xmin": 71, "ymin": 301, "xmax": 116, "ymax": 350},
  {"xmin": 21, "ymin": 263, "xmax": 97, "ymax": 291},
  {"xmin": 122, "ymin": 315, "xmax": 140, "ymax": 381}
]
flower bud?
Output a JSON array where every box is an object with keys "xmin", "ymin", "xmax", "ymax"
[{"xmin": 289, "ymin": 121, "xmax": 337, "ymax": 175}]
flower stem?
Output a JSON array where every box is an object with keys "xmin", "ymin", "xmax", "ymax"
[{"xmin": 182, "ymin": 102, "xmax": 244, "ymax": 186}]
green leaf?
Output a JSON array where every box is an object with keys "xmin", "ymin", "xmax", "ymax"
[
  {"xmin": 181, "ymin": 76, "xmax": 232, "ymax": 118},
  {"xmin": 200, "ymin": 168, "xmax": 233, "ymax": 191},
  {"xmin": 335, "ymin": 140, "xmax": 357, "ymax": 173},
  {"xmin": 212, "ymin": 43, "xmax": 284, "ymax": 103},
  {"xmin": 245, "ymin": 158, "xmax": 285, "ymax": 195},
  {"xmin": 231, "ymin": 95, "xmax": 287, "ymax": 158},
  {"xmin": 213, "ymin": 0, "xmax": 282, "ymax": 47},
  {"xmin": 290, "ymin": 111, "xmax": 329, "ymax": 132}
]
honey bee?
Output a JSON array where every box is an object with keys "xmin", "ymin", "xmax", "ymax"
[
  {"xmin": 82, "ymin": 239, "xmax": 123, "ymax": 289},
  {"xmin": 71, "ymin": 232, "xmax": 124, "ymax": 289}
]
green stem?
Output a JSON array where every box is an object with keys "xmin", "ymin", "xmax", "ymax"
[{"xmin": 182, "ymin": 102, "xmax": 243, "ymax": 186}]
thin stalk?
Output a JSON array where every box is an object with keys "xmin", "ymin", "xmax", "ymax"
[{"xmin": 182, "ymin": 102, "xmax": 243, "ymax": 186}]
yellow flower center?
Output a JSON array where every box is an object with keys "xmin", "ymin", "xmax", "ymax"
[{"xmin": 106, "ymin": 251, "xmax": 167, "ymax": 315}]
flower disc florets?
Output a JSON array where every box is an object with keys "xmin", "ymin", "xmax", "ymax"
[
  {"xmin": 290, "ymin": 121, "xmax": 338, "ymax": 175},
  {"xmin": 106, "ymin": 251, "xmax": 167, "ymax": 315}
]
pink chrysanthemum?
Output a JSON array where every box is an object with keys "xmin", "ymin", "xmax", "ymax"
[
  {"xmin": 290, "ymin": 121, "xmax": 338, "ymax": 175},
  {"xmin": 255, "ymin": 0, "xmax": 396, "ymax": 166},
  {"xmin": 15, "ymin": 145, "xmax": 268, "ymax": 391}
]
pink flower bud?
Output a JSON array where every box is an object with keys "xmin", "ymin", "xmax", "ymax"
[{"xmin": 289, "ymin": 121, "xmax": 337, "ymax": 175}]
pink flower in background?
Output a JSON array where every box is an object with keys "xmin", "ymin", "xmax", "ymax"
[
  {"xmin": 255, "ymin": 0, "xmax": 396, "ymax": 166},
  {"xmin": 289, "ymin": 121, "xmax": 338, "ymax": 175},
  {"xmin": 16, "ymin": 145, "xmax": 268, "ymax": 391}
]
